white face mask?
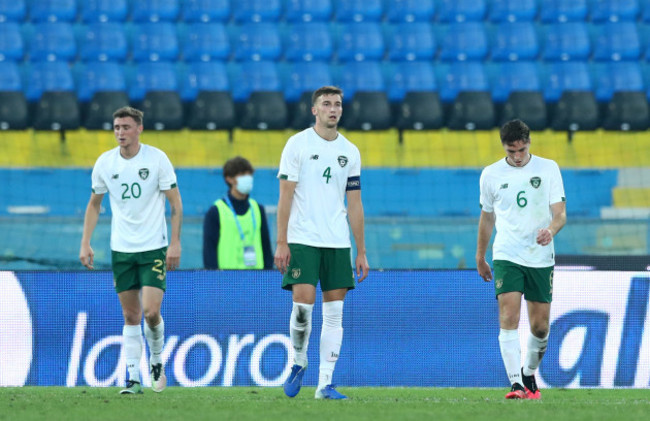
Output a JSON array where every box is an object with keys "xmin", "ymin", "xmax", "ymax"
[{"xmin": 235, "ymin": 174, "xmax": 254, "ymax": 195}]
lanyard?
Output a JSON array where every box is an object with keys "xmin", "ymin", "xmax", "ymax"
[{"xmin": 223, "ymin": 196, "xmax": 256, "ymax": 243}]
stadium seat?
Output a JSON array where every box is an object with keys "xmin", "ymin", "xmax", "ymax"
[
  {"xmin": 488, "ymin": 0, "xmax": 537, "ymax": 22},
  {"xmin": 337, "ymin": 61, "xmax": 385, "ymax": 102},
  {"xmin": 231, "ymin": 61, "xmax": 282, "ymax": 102},
  {"xmin": 182, "ymin": 23, "xmax": 230, "ymax": 62},
  {"xmin": 187, "ymin": 91, "xmax": 236, "ymax": 130},
  {"xmin": 33, "ymin": 91, "xmax": 81, "ymax": 130},
  {"xmin": 439, "ymin": 62, "xmax": 489, "ymax": 103},
  {"xmin": 334, "ymin": 0, "xmax": 383, "ymax": 22},
  {"xmin": 77, "ymin": 62, "xmax": 127, "ymax": 103},
  {"xmin": 29, "ymin": 23, "xmax": 76, "ymax": 62},
  {"xmin": 284, "ymin": 61, "xmax": 333, "ymax": 103},
  {"xmin": 385, "ymin": 0, "xmax": 435, "ymax": 23},
  {"xmin": 543, "ymin": 61, "xmax": 592, "ymax": 102},
  {"xmin": 0, "ymin": 91, "xmax": 28, "ymax": 129},
  {"xmin": 387, "ymin": 61, "xmax": 437, "ymax": 103},
  {"xmin": 491, "ymin": 61, "xmax": 541, "ymax": 103},
  {"xmin": 499, "ymin": 91, "xmax": 547, "ymax": 130},
  {"xmin": 132, "ymin": 0, "xmax": 180, "ymax": 22},
  {"xmin": 234, "ymin": 23, "xmax": 282, "ymax": 61},
  {"xmin": 437, "ymin": 0, "xmax": 486, "ymax": 22},
  {"xmin": 396, "ymin": 91, "xmax": 444, "ymax": 130},
  {"xmin": 129, "ymin": 62, "xmax": 178, "ymax": 102},
  {"xmin": 542, "ymin": 22, "xmax": 590, "ymax": 62},
  {"xmin": 602, "ymin": 91, "xmax": 650, "ymax": 131},
  {"xmin": 285, "ymin": 22, "xmax": 333, "ymax": 62},
  {"xmin": 643, "ymin": 0, "xmax": 650, "ymax": 22},
  {"xmin": 232, "ymin": 0, "xmax": 282, "ymax": 23},
  {"xmin": 447, "ymin": 91, "xmax": 496, "ymax": 130},
  {"xmin": 341, "ymin": 92, "xmax": 392, "ymax": 130},
  {"xmin": 80, "ymin": 23, "xmax": 128, "ymax": 62},
  {"xmin": 285, "ymin": 0, "xmax": 332, "ymax": 22},
  {"xmin": 591, "ymin": 0, "xmax": 639, "ymax": 23},
  {"xmin": 239, "ymin": 91, "xmax": 288, "ymax": 130},
  {"xmin": 491, "ymin": 22, "xmax": 539, "ymax": 61},
  {"xmin": 0, "ymin": 22, "xmax": 24, "ymax": 61},
  {"xmin": 84, "ymin": 91, "xmax": 130, "ymax": 130},
  {"xmin": 140, "ymin": 91, "xmax": 184, "ymax": 130},
  {"xmin": 594, "ymin": 62, "xmax": 644, "ymax": 103},
  {"xmin": 182, "ymin": 0, "xmax": 230, "ymax": 22},
  {"xmin": 180, "ymin": 61, "xmax": 229, "ymax": 102},
  {"xmin": 593, "ymin": 22, "xmax": 641, "ymax": 61},
  {"xmin": 132, "ymin": 23, "xmax": 179, "ymax": 62},
  {"xmin": 387, "ymin": 22, "xmax": 436, "ymax": 62},
  {"xmin": 81, "ymin": 0, "xmax": 128, "ymax": 23},
  {"xmin": 550, "ymin": 91, "xmax": 600, "ymax": 131},
  {"xmin": 30, "ymin": 0, "xmax": 76, "ymax": 23},
  {"xmin": 289, "ymin": 91, "xmax": 316, "ymax": 129},
  {"xmin": 25, "ymin": 61, "xmax": 75, "ymax": 102},
  {"xmin": 0, "ymin": 0, "xmax": 26, "ymax": 22},
  {"xmin": 540, "ymin": 0, "xmax": 588, "ymax": 23},
  {"xmin": 439, "ymin": 22, "xmax": 488, "ymax": 62},
  {"xmin": 0, "ymin": 61, "xmax": 21, "ymax": 91},
  {"xmin": 337, "ymin": 22, "xmax": 385, "ymax": 62}
]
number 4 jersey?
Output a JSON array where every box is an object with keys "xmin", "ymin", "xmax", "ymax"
[
  {"xmin": 278, "ymin": 128, "xmax": 361, "ymax": 248},
  {"xmin": 91, "ymin": 144, "xmax": 177, "ymax": 253},
  {"xmin": 479, "ymin": 155, "xmax": 566, "ymax": 267}
]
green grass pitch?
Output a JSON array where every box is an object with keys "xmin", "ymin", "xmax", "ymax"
[{"xmin": 1, "ymin": 387, "xmax": 649, "ymax": 421}]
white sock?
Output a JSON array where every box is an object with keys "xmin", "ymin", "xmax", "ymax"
[
  {"xmin": 498, "ymin": 328, "xmax": 522, "ymax": 386},
  {"xmin": 290, "ymin": 302, "xmax": 313, "ymax": 368},
  {"xmin": 144, "ymin": 319, "xmax": 165, "ymax": 366},
  {"xmin": 317, "ymin": 300, "xmax": 344, "ymax": 391},
  {"xmin": 123, "ymin": 324, "xmax": 143, "ymax": 383},
  {"xmin": 523, "ymin": 332, "xmax": 549, "ymax": 376}
]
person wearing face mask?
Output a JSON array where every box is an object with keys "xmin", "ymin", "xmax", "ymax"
[{"xmin": 202, "ymin": 156, "xmax": 273, "ymax": 269}]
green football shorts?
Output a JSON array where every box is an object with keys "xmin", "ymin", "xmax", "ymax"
[
  {"xmin": 493, "ymin": 259, "xmax": 553, "ymax": 303},
  {"xmin": 111, "ymin": 247, "xmax": 167, "ymax": 293},
  {"xmin": 282, "ymin": 244, "xmax": 355, "ymax": 292}
]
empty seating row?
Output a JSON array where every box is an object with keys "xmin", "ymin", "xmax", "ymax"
[{"xmin": 2, "ymin": 0, "xmax": 650, "ymax": 24}]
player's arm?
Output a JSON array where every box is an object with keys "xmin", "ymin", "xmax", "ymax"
[
  {"xmin": 347, "ymin": 189, "xmax": 369, "ymax": 282},
  {"xmin": 79, "ymin": 192, "xmax": 104, "ymax": 269},
  {"xmin": 476, "ymin": 210, "xmax": 495, "ymax": 282},
  {"xmin": 536, "ymin": 201, "xmax": 567, "ymax": 246},
  {"xmin": 164, "ymin": 187, "xmax": 183, "ymax": 270},
  {"xmin": 274, "ymin": 178, "xmax": 296, "ymax": 274}
]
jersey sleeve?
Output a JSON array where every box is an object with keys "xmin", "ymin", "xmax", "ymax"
[
  {"xmin": 278, "ymin": 136, "xmax": 300, "ymax": 182},
  {"xmin": 91, "ymin": 157, "xmax": 108, "ymax": 194},
  {"xmin": 158, "ymin": 151, "xmax": 177, "ymax": 190},
  {"xmin": 349, "ymin": 145, "xmax": 361, "ymax": 177},
  {"xmin": 479, "ymin": 168, "xmax": 494, "ymax": 212},
  {"xmin": 549, "ymin": 161, "xmax": 566, "ymax": 205}
]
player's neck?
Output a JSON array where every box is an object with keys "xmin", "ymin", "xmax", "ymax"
[
  {"xmin": 120, "ymin": 142, "xmax": 141, "ymax": 159},
  {"xmin": 313, "ymin": 124, "xmax": 338, "ymax": 141}
]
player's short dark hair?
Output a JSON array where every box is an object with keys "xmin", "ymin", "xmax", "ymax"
[
  {"xmin": 312, "ymin": 86, "xmax": 344, "ymax": 106},
  {"xmin": 223, "ymin": 156, "xmax": 254, "ymax": 187},
  {"xmin": 113, "ymin": 107, "xmax": 144, "ymax": 126},
  {"xmin": 500, "ymin": 119, "xmax": 531, "ymax": 145}
]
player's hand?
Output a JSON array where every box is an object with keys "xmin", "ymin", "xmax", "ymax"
[
  {"xmin": 274, "ymin": 243, "xmax": 291, "ymax": 275},
  {"xmin": 355, "ymin": 253, "xmax": 369, "ymax": 283},
  {"xmin": 79, "ymin": 244, "xmax": 94, "ymax": 270},
  {"xmin": 536, "ymin": 228, "xmax": 553, "ymax": 246},
  {"xmin": 476, "ymin": 258, "xmax": 492, "ymax": 282},
  {"xmin": 166, "ymin": 241, "xmax": 181, "ymax": 270}
]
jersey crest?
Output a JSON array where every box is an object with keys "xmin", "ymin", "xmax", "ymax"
[
  {"xmin": 139, "ymin": 168, "xmax": 150, "ymax": 180},
  {"xmin": 337, "ymin": 155, "xmax": 348, "ymax": 167},
  {"xmin": 530, "ymin": 176, "xmax": 541, "ymax": 188}
]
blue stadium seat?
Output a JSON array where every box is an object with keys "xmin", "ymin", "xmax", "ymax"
[
  {"xmin": 284, "ymin": 61, "xmax": 333, "ymax": 102},
  {"xmin": 182, "ymin": 0, "xmax": 230, "ymax": 23},
  {"xmin": 0, "ymin": 61, "xmax": 21, "ymax": 90},
  {"xmin": 77, "ymin": 62, "xmax": 126, "ymax": 102},
  {"xmin": 488, "ymin": 0, "xmax": 537, "ymax": 22},
  {"xmin": 540, "ymin": 0, "xmax": 588, "ymax": 23},
  {"xmin": 132, "ymin": 0, "xmax": 180, "ymax": 23},
  {"xmin": 231, "ymin": 61, "xmax": 282, "ymax": 102},
  {"xmin": 234, "ymin": 23, "xmax": 282, "ymax": 61},
  {"xmin": 285, "ymin": 0, "xmax": 332, "ymax": 22},
  {"xmin": 439, "ymin": 22, "xmax": 488, "ymax": 62},
  {"xmin": 25, "ymin": 61, "xmax": 75, "ymax": 102},
  {"xmin": 180, "ymin": 61, "xmax": 229, "ymax": 101},
  {"xmin": 385, "ymin": 0, "xmax": 435, "ymax": 23},
  {"xmin": 491, "ymin": 22, "xmax": 539, "ymax": 61},
  {"xmin": 337, "ymin": 61, "xmax": 384, "ymax": 102},
  {"xmin": 439, "ymin": 61, "xmax": 489, "ymax": 102},
  {"xmin": 132, "ymin": 23, "xmax": 179, "ymax": 62},
  {"xmin": 0, "ymin": 22, "xmax": 23, "ymax": 61},
  {"xmin": 285, "ymin": 22, "xmax": 333, "ymax": 62},
  {"xmin": 542, "ymin": 22, "xmax": 590, "ymax": 61},
  {"xmin": 387, "ymin": 22, "xmax": 436, "ymax": 62},
  {"xmin": 232, "ymin": 0, "xmax": 282, "ymax": 23},
  {"xmin": 334, "ymin": 0, "xmax": 383, "ymax": 22},
  {"xmin": 542, "ymin": 61, "xmax": 592, "ymax": 102},
  {"xmin": 81, "ymin": 0, "xmax": 128, "ymax": 23},
  {"xmin": 643, "ymin": 0, "xmax": 650, "ymax": 21},
  {"xmin": 182, "ymin": 23, "xmax": 230, "ymax": 62},
  {"xmin": 594, "ymin": 62, "xmax": 644, "ymax": 102},
  {"xmin": 387, "ymin": 61, "xmax": 436, "ymax": 102},
  {"xmin": 491, "ymin": 61, "xmax": 541, "ymax": 103},
  {"xmin": 337, "ymin": 22, "xmax": 385, "ymax": 62},
  {"xmin": 0, "ymin": 0, "xmax": 26, "ymax": 22},
  {"xmin": 30, "ymin": 0, "xmax": 76, "ymax": 23},
  {"xmin": 593, "ymin": 22, "xmax": 641, "ymax": 61},
  {"xmin": 29, "ymin": 23, "xmax": 76, "ymax": 62},
  {"xmin": 129, "ymin": 62, "xmax": 178, "ymax": 102},
  {"xmin": 80, "ymin": 23, "xmax": 128, "ymax": 62},
  {"xmin": 591, "ymin": 0, "xmax": 639, "ymax": 23},
  {"xmin": 437, "ymin": 0, "xmax": 486, "ymax": 23}
]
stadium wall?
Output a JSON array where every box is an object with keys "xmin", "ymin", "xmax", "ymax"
[{"xmin": 1, "ymin": 270, "xmax": 649, "ymax": 388}]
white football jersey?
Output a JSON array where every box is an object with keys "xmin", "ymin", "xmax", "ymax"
[
  {"xmin": 480, "ymin": 155, "xmax": 565, "ymax": 267},
  {"xmin": 91, "ymin": 144, "xmax": 177, "ymax": 253},
  {"xmin": 278, "ymin": 128, "xmax": 361, "ymax": 248}
]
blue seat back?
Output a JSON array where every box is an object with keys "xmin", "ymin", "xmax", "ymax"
[
  {"xmin": 337, "ymin": 61, "xmax": 384, "ymax": 101},
  {"xmin": 80, "ymin": 23, "xmax": 128, "ymax": 62},
  {"xmin": 81, "ymin": 0, "xmax": 128, "ymax": 23},
  {"xmin": 0, "ymin": 22, "xmax": 24, "ymax": 61},
  {"xmin": 232, "ymin": 0, "xmax": 282, "ymax": 23},
  {"xmin": 593, "ymin": 22, "xmax": 641, "ymax": 61},
  {"xmin": 30, "ymin": 0, "xmax": 76, "ymax": 23},
  {"xmin": 183, "ymin": 23, "xmax": 230, "ymax": 62},
  {"xmin": 540, "ymin": 0, "xmax": 588, "ymax": 23},
  {"xmin": 132, "ymin": 0, "xmax": 180, "ymax": 23},
  {"xmin": 543, "ymin": 61, "xmax": 592, "ymax": 102},
  {"xmin": 180, "ymin": 61, "xmax": 229, "ymax": 101},
  {"xmin": 0, "ymin": 0, "xmax": 26, "ymax": 22},
  {"xmin": 334, "ymin": 0, "xmax": 383, "ymax": 22},
  {"xmin": 285, "ymin": 0, "xmax": 332, "ymax": 22},
  {"xmin": 488, "ymin": 0, "xmax": 537, "ymax": 22},
  {"xmin": 231, "ymin": 60, "xmax": 282, "ymax": 102},
  {"xmin": 439, "ymin": 22, "xmax": 488, "ymax": 61},
  {"xmin": 388, "ymin": 22, "xmax": 436, "ymax": 62},
  {"xmin": 437, "ymin": 0, "xmax": 486, "ymax": 22},
  {"xmin": 132, "ymin": 22, "xmax": 179, "ymax": 62},
  {"xmin": 0, "ymin": 61, "xmax": 22, "ymax": 90},
  {"xmin": 542, "ymin": 22, "xmax": 590, "ymax": 61},
  {"xmin": 30, "ymin": 22, "xmax": 76, "ymax": 62},
  {"xmin": 182, "ymin": 0, "xmax": 230, "ymax": 23},
  {"xmin": 337, "ymin": 22, "xmax": 385, "ymax": 62},
  {"xmin": 491, "ymin": 61, "xmax": 541, "ymax": 102},
  {"xmin": 78, "ymin": 61, "xmax": 126, "ymax": 102},
  {"xmin": 591, "ymin": 0, "xmax": 639, "ymax": 23},
  {"xmin": 25, "ymin": 61, "xmax": 74, "ymax": 101},
  {"xmin": 234, "ymin": 23, "xmax": 282, "ymax": 61},
  {"xmin": 285, "ymin": 22, "xmax": 333, "ymax": 62},
  {"xmin": 594, "ymin": 62, "xmax": 644, "ymax": 102},
  {"xmin": 385, "ymin": 0, "xmax": 435, "ymax": 23},
  {"xmin": 129, "ymin": 62, "xmax": 178, "ymax": 101},
  {"xmin": 439, "ymin": 61, "xmax": 489, "ymax": 102},
  {"xmin": 491, "ymin": 21, "xmax": 539, "ymax": 61},
  {"xmin": 387, "ymin": 61, "xmax": 437, "ymax": 102},
  {"xmin": 284, "ymin": 61, "xmax": 333, "ymax": 102}
]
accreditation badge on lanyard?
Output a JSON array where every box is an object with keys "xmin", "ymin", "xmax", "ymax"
[{"xmin": 224, "ymin": 196, "xmax": 258, "ymax": 267}]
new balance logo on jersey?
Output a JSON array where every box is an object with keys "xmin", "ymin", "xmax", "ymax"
[
  {"xmin": 112, "ymin": 174, "xmax": 119, "ymax": 179},
  {"xmin": 500, "ymin": 183, "xmax": 508, "ymax": 189},
  {"xmin": 310, "ymin": 154, "xmax": 319, "ymax": 160}
]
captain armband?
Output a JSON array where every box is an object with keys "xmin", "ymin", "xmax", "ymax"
[{"xmin": 346, "ymin": 176, "xmax": 361, "ymax": 191}]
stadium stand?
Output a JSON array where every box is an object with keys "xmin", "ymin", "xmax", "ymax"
[
  {"xmin": 131, "ymin": 22, "xmax": 180, "ymax": 62},
  {"xmin": 387, "ymin": 22, "xmax": 437, "ymax": 62},
  {"xmin": 80, "ymin": 0, "xmax": 129, "ymax": 23},
  {"xmin": 181, "ymin": 0, "xmax": 231, "ymax": 23},
  {"xmin": 232, "ymin": 0, "xmax": 282, "ymax": 23},
  {"xmin": 233, "ymin": 22, "xmax": 282, "ymax": 62},
  {"xmin": 29, "ymin": 22, "xmax": 77, "ymax": 62},
  {"xmin": 0, "ymin": 0, "xmax": 26, "ymax": 22},
  {"xmin": 437, "ymin": 0, "xmax": 487, "ymax": 23},
  {"xmin": 79, "ymin": 23, "xmax": 129, "ymax": 62},
  {"xmin": 0, "ymin": 22, "xmax": 24, "ymax": 61},
  {"xmin": 284, "ymin": 22, "xmax": 333, "ymax": 62},
  {"xmin": 487, "ymin": 0, "xmax": 537, "ymax": 23},
  {"xmin": 29, "ymin": 0, "xmax": 77, "ymax": 23},
  {"xmin": 132, "ymin": 0, "xmax": 180, "ymax": 23},
  {"xmin": 385, "ymin": 0, "xmax": 435, "ymax": 23},
  {"xmin": 285, "ymin": 0, "xmax": 332, "ymax": 22},
  {"xmin": 439, "ymin": 22, "xmax": 488, "ymax": 62},
  {"xmin": 334, "ymin": 0, "xmax": 383, "ymax": 22},
  {"xmin": 182, "ymin": 22, "xmax": 230, "ymax": 62}
]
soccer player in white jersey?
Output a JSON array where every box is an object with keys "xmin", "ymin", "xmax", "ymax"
[
  {"xmin": 79, "ymin": 107, "xmax": 183, "ymax": 395},
  {"xmin": 275, "ymin": 86, "xmax": 370, "ymax": 400},
  {"xmin": 476, "ymin": 119, "xmax": 566, "ymax": 400}
]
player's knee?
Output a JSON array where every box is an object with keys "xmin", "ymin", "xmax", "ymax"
[
  {"xmin": 143, "ymin": 308, "xmax": 161, "ymax": 326},
  {"xmin": 531, "ymin": 325, "xmax": 549, "ymax": 339}
]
